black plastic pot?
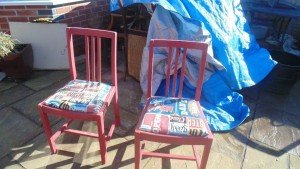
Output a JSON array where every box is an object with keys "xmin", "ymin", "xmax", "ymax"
[{"xmin": 259, "ymin": 50, "xmax": 300, "ymax": 94}]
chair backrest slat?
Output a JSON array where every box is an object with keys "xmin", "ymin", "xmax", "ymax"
[
  {"xmin": 91, "ymin": 36, "xmax": 96, "ymax": 81},
  {"xmin": 178, "ymin": 48, "xmax": 187, "ymax": 98},
  {"xmin": 165, "ymin": 47, "xmax": 173, "ymax": 96},
  {"xmin": 66, "ymin": 27, "xmax": 117, "ymax": 86},
  {"xmin": 195, "ymin": 46, "xmax": 208, "ymax": 101},
  {"xmin": 66, "ymin": 30, "xmax": 77, "ymax": 79},
  {"xmin": 97, "ymin": 37, "xmax": 102, "ymax": 81},
  {"xmin": 84, "ymin": 36, "xmax": 90, "ymax": 81},
  {"xmin": 172, "ymin": 47, "xmax": 180, "ymax": 97},
  {"xmin": 147, "ymin": 39, "xmax": 208, "ymax": 101},
  {"xmin": 147, "ymin": 41, "xmax": 155, "ymax": 98},
  {"xmin": 111, "ymin": 34, "xmax": 117, "ymax": 86}
]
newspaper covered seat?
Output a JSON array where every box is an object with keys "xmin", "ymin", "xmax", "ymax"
[
  {"xmin": 139, "ymin": 96, "xmax": 208, "ymax": 137},
  {"xmin": 44, "ymin": 79, "xmax": 112, "ymax": 113}
]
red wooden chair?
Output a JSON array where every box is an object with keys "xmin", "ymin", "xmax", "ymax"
[
  {"xmin": 134, "ymin": 39, "xmax": 213, "ymax": 169},
  {"xmin": 37, "ymin": 27, "xmax": 120, "ymax": 164}
]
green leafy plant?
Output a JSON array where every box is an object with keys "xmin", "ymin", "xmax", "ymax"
[{"xmin": 0, "ymin": 32, "xmax": 16, "ymax": 59}]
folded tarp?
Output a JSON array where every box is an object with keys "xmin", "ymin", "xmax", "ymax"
[{"xmin": 110, "ymin": 0, "xmax": 276, "ymax": 131}]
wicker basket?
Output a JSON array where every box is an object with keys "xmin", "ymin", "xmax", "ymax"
[{"xmin": 127, "ymin": 32, "xmax": 147, "ymax": 81}]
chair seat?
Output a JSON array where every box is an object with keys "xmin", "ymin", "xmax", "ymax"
[
  {"xmin": 139, "ymin": 97, "xmax": 208, "ymax": 137},
  {"xmin": 44, "ymin": 79, "xmax": 112, "ymax": 113}
]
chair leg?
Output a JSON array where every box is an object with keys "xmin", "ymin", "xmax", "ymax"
[
  {"xmin": 135, "ymin": 134, "xmax": 142, "ymax": 169},
  {"xmin": 199, "ymin": 141, "xmax": 212, "ymax": 169},
  {"xmin": 113, "ymin": 93, "xmax": 121, "ymax": 126},
  {"xmin": 97, "ymin": 116, "xmax": 107, "ymax": 164},
  {"xmin": 38, "ymin": 106, "xmax": 57, "ymax": 154}
]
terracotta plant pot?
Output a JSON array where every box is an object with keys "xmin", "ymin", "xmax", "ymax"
[{"xmin": 0, "ymin": 44, "xmax": 33, "ymax": 79}]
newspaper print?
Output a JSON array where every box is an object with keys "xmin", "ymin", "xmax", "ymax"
[
  {"xmin": 139, "ymin": 97, "xmax": 208, "ymax": 136},
  {"xmin": 45, "ymin": 79, "xmax": 111, "ymax": 113}
]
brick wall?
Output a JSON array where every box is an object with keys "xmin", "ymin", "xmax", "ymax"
[
  {"xmin": 0, "ymin": 0, "xmax": 110, "ymax": 55},
  {"xmin": 0, "ymin": 0, "xmax": 110, "ymax": 34}
]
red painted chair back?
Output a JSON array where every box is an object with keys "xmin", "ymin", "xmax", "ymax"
[
  {"xmin": 66, "ymin": 27, "xmax": 117, "ymax": 86},
  {"xmin": 147, "ymin": 39, "xmax": 208, "ymax": 101}
]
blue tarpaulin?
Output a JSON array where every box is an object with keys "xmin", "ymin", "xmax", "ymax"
[{"xmin": 110, "ymin": 0, "xmax": 276, "ymax": 131}]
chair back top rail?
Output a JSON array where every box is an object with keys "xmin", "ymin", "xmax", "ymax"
[
  {"xmin": 147, "ymin": 39, "xmax": 208, "ymax": 101},
  {"xmin": 67, "ymin": 27, "xmax": 117, "ymax": 39},
  {"xmin": 66, "ymin": 27, "xmax": 117, "ymax": 86}
]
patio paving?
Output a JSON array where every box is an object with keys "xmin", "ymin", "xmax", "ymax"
[{"xmin": 0, "ymin": 61, "xmax": 299, "ymax": 169}]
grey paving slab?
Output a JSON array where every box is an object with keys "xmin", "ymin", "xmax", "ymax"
[
  {"xmin": 70, "ymin": 135, "xmax": 149, "ymax": 169},
  {"xmin": 143, "ymin": 143, "xmax": 242, "ymax": 169},
  {"xmin": 250, "ymin": 101, "xmax": 300, "ymax": 156},
  {"xmin": 209, "ymin": 119, "xmax": 253, "ymax": 168},
  {"xmin": 12, "ymin": 78, "xmax": 69, "ymax": 126},
  {"xmin": 206, "ymin": 149, "xmax": 241, "ymax": 169},
  {"xmin": 23, "ymin": 70, "xmax": 69, "ymax": 91},
  {"xmin": 290, "ymin": 154, "xmax": 300, "ymax": 169},
  {"xmin": 105, "ymin": 106, "xmax": 138, "ymax": 136},
  {"xmin": 9, "ymin": 120, "xmax": 81, "ymax": 169},
  {"xmin": 0, "ymin": 108, "xmax": 42, "ymax": 159},
  {"xmin": 0, "ymin": 85, "xmax": 34, "ymax": 109},
  {"xmin": 9, "ymin": 120, "xmax": 147, "ymax": 169},
  {"xmin": 0, "ymin": 80, "xmax": 18, "ymax": 92},
  {"xmin": 118, "ymin": 79, "xmax": 143, "ymax": 115},
  {"xmin": 0, "ymin": 156, "xmax": 24, "ymax": 169},
  {"xmin": 101, "ymin": 70, "xmax": 143, "ymax": 116},
  {"xmin": 242, "ymin": 141, "xmax": 289, "ymax": 169},
  {"xmin": 143, "ymin": 144, "xmax": 198, "ymax": 169}
]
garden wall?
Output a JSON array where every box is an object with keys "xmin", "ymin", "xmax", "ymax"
[
  {"xmin": 0, "ymin": 0, "xmax": 110, "ymax": 33},
  {"xmin": 0, "ymin": 0, "xmax": 110, "ymax": 55}
]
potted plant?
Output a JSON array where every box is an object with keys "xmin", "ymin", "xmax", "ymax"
[{"xmin": 0, "ymin": 32, "xmax": 33, "ymax": 79}]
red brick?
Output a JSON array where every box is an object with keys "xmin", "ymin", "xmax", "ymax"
[
  {"xmin": 86, "ymin": 13, "xmax": 99, "ymax": 19},
  {"xmin": 65, "ymin": 11, "xmax": 78, "ymax": 18},
  {"xmin": 80, "ymin": 20, "xmax": 88, "ymax": 26},
  {"xmin": 99, "ymin": 12, "xmax": 103, "ymax": 17},
  {"xmin": 55, "ymin": 6, "xmax": 71, "ymax": 14},
  {"xmin": 69, "ymin": 21, "xmax": 81, "ymax": 27},
  {"xmin": 17, "ymin": 10, "xmax": 37, "ymax": 16},
  {"xmin": 0, "ymin": 17, "xmax": 7, "ymax": 23},
  {"xmin": 97, "ymin": 0, "xmax": 107, "ymax": 6},
  {"xmin": 5, "ymin": 6, "xmax": 26, "ymax": 9},
  {"xmin": 59, "ymin": 18, "xmax": 73, "ymax": 24},
  {"xmin": 8, "ymin": 17, "xmax": 29, "ymax": 22},
  {"xmin": 0, "ymin": 10, "xmax": 16, "ymax": 16},
  {"xmin": 92, "ymin": 7, "xmax": 101, "ymax": 13},
  {"xmin": 26, "ymin": 5, "xmax": 47, "ymax": 9},
  {"xmin": 79, "ymin": 9, "xmax": 91, "ymax": 15},
  {"xmin": 0, "ymin": 24, "xmax": 9, "ymax": 29},
  {"xmin": 73, "ymin": 15, "xmax": 86, "ymax": 22},
  {"xmin": 104, "ymin": 5, "xmax": 109, "ymax": 11}
]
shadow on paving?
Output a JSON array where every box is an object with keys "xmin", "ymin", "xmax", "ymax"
[{"xmin": 238, "ymin": 78, "xmax": 300, "ymax": 158}]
